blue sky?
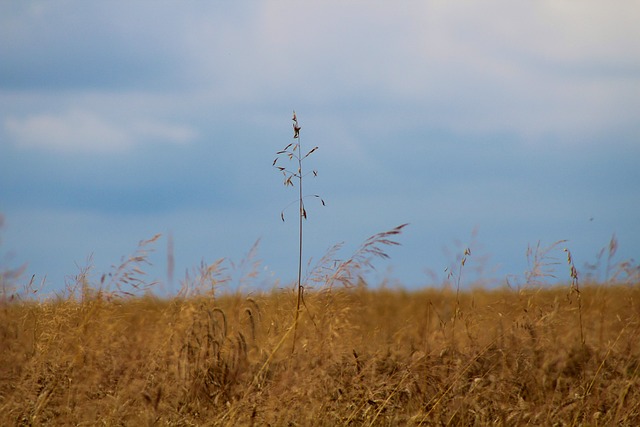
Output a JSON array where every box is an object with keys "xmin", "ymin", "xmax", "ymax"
[{"xmin": 1, "ymin": 1, "xmax": 639, "ymax": 295}]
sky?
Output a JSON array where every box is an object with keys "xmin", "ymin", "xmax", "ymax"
[{"xmin": 1, "ymin": 1, "xmax": 639, "ymax": 296}]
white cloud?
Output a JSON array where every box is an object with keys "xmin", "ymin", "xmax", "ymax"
[
  {"xmin": 5, "ymin": 110, "xmax": 132, "ymax": 153},
  {"xmin": 4, "ymin": 109, "xmax": 197, "ymax": 154},
  {"xmin": 2, "ymin": 1, "xmax": 637, "ymax": 152},
  {"xmin": 132, "ymin": 120, "xmax": 196, "ymax": 145},
  {"xmin": 171, "ymin": 1, "xmax": 639, "ymax": 145}
]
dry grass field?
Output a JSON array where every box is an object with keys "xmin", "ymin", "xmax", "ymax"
[
  {"xmin": 2, "ymin": 269, "xmax": 640, "ymax": 426},
  {"xmin": 1, "ymin": 228, "xmax": 639, "ymax": 425}
]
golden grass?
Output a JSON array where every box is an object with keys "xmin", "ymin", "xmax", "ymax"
[{"xmin": 2, "ymin": 282, "xmax": 639, "ymax": 426}]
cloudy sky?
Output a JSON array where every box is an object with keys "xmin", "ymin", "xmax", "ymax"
[{"xmin": 1, "ymin": 1, "xmax": 639, "ymax": 295}]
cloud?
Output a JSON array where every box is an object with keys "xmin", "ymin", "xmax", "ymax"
[
  {"xmin": 132, "ymin": 120, "xmax": 196, "ymax": 145},
  {"xmin": 2, "ymin": 1, "xmax": 637, "ymax": 145},
  {"xmin": 5, "ymin": 110, "xmax": 131, "ymax": 153},
  {"xmin": 177, "ymin": 1, "xmax": 639, "ymax": 144},
  {"xmin": 4, "ymin": 110, "xmax": 197, "ymax": 154},
  {"xmin": 0, "ymin": 2, "xmax": 190, "ymax": 91}
]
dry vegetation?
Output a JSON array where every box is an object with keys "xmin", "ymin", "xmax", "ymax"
[
  {"xmin": 1, "ymin": 235, "xmax": 640, "ymax": 426},
  {"xmin": 2, "ymin": 114, "xmax": 639, "ymax": 426}
]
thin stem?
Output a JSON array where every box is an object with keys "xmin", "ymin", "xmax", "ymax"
[
  {"xmin": 274, "ymin": 111, "xmax": 320, "ymax": 354},
  {"xmin": 292, "ymin": 132, "xmax": 304, "ymax": 354}
]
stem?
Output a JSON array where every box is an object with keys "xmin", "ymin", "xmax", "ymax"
[{"xmin": 292, "ymin": 137, "xmax": 304, "ymax": 354}]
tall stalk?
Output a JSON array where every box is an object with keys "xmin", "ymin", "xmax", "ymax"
[
  {"xmin": 273, "ymin": 111, "xmax": 323, "ymax": 353},
  {"xmin": 295, "ymin": 120, "xmax": 304, "ymax": 351}
]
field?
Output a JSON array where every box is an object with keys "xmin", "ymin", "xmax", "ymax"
[{"xmin": 2, "ymin": 263, "xmax": 640, "ymax": 426}]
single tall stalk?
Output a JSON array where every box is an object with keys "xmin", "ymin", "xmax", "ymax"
[
  {"xmin": 273, "ymin": 111, "xmax": 322, "ymax": 353},
  {"xmin": 294, "ymin": 126, "xmax": 304, "ymax": 351}
]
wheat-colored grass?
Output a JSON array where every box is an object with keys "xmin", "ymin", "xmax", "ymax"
[
  {"xmin": 2, "ymin": 276, "xmax": 639, "ymax": 426},
  {"xmin": 2, "ymin": 212, "xmax": 639, "ymax": 425}
]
